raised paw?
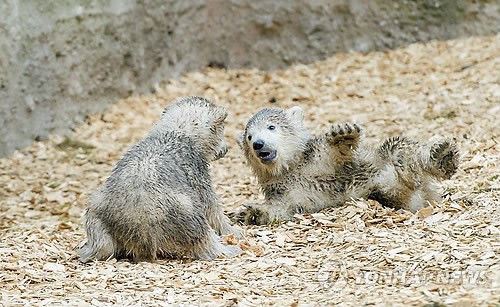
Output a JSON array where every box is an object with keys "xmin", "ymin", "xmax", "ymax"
[
  {"xmin": 326, "ymin": 123, "xmax": 362, "ymax": 160},
  {"xmin": 428, "ymin": 138, "xmax": 459, "ymax": 179},
  {"xmin": 327, "ymin": 123, "xmax": 362, "ymax": 145}
]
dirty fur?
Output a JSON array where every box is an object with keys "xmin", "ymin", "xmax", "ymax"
[
  {"xmin": 79, "ymin": 96, "xmax": 240, "ymax": 263},
  {"xmin": 236, "ymin": 106, "xmax": 459, "ymax": 225}
]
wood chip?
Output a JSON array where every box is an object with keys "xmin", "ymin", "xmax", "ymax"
[{"xmin": 418, "ymin": 206, "xmax": 434, "ymax": 219}]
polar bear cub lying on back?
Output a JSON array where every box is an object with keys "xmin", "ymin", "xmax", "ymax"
[{"xmin": 237, "ymin": 106, "xmax": 459, "ymax": 225}]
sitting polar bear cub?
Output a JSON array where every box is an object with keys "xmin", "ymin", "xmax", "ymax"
[
  {"xmin": 79, "ymin": 96, "xmax": 240, "ymax": 263},
  {"xmin": 237, "ymin": 106, "xmax": 459, "ymax": 225}
]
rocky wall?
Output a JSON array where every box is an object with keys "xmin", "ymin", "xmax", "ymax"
[{"xmin": 0, "ymin": 0, "xmax": 498, "ymax": 156}]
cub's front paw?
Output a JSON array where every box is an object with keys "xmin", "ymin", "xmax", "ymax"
[
  {"xmin": 230, "ymin": 204, "xmax": 270, "ymax": 226},
  {"xmin": 326, "ymin": 123, "xmax": 362, "ymax": 161},
  {"xmin": 327, "ymin": 123, "xmax": 362, "ymax": 146},
  {"xmin": 244, "ymin": 205, "xmax": 270, "ymax": 225}
]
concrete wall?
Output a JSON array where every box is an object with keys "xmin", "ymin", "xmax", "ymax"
[{"xmin": 0, "ymin": 0, "xmax": 499, "ymax": 156}]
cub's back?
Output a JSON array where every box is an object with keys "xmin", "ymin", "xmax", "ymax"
[
  {"xmin": 94, "ymin": 132, "xmax": 210, "ymax": 223},
  {"xmin": 106, "ymin": 132, "xmax": 209, "ymax": 194}
]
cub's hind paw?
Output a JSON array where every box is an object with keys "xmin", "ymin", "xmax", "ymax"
[{"xmin": 429, "ymin": 138, "xmax": 459, "ymax": 179}]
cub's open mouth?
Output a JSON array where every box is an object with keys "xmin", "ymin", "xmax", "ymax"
[{"xmin": 257, "ymin": 150, "xmax": 277, "ymax": 163}]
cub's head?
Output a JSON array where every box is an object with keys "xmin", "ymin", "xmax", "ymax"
[
  {"xmin": 156, "ymin": 96, "xmax": 228, "ymax": 161},
  {"xmin": 237, "ymin": 106, "xmax": 311, "ymax": 178}
]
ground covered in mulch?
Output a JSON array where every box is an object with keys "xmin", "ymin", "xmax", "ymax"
[{"xmin": 1, "ymin": 34, "xmax": 499, "ymax": 306}]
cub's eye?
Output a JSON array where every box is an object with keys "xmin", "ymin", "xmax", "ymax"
[
  {"xmin": 268, "ymin": 125, "xmax": 276, "ymax": 130},
  {"xmin": 247, "ymin": 135, "xmax": 252, "ymax": 141}
]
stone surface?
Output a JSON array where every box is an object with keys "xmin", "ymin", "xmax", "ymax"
[{"xmin": 0, "ymin": 0, "xmax": 499, "ymax": 156}]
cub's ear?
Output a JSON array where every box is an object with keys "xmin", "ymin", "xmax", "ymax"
[
  {"xmin": 286, "ymin": 106, "xmax": 304, "ymax": 123},
  {"xmin": 213, "ymin": 107, "xmax": 228, "ymax": 125},
  {"xmin": 236, "ymin": 132, "xmax": 245, "ymax": 149}
]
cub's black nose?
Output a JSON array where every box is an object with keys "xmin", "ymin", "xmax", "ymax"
[{"xmin": 253, "ymin": 140, "xmax": 265, "ymax": 150}]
